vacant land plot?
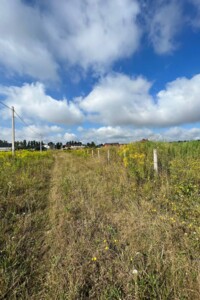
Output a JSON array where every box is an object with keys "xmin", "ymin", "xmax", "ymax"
[{"xmin": 0, "ymin": 143, "xmax": 200, "ymax": 299}]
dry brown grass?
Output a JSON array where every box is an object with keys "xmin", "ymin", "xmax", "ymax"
[
  {"xmin": 43, "ymin": 152, "xmax": 200, "ymax": 299},
  {"xmin": 1, "ymin": 150, "xmax": 199, "ymax": 299},
  {"xmin": 0, "ymin": 152, "xmax": 53, "ymax": 300}
]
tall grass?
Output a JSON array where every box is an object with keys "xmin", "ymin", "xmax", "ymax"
[
  {"xmin": 45, "ymin": 143, "xmax": 200, "ymax": 299},
  {"xmin": 0, "ymin": 151, "xmax": 53, "ymax": 299},
  {"xmin": 0, "ymin": 143, "xmax": 199, "ymax": 299}
]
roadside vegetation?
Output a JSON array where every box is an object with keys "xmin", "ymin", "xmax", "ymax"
[{"xmin": 0, "ymin": 142, "xmax": 200, "ymax": 299}]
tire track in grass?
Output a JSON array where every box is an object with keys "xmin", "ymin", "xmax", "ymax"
[
  {"xmin": 43, "ymin": 152, "xmax": 69, "ymax": 298},
  {"xmin": 42, "ymin": 152, "xmax": 139, "ymax": 299}
]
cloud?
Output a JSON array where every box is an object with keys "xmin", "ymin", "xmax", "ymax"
[
  {"xmin": 0, "ymin": 0, "xmax": 58, "ymax": 80},
  {"xmin": 0, "ymin": 124, "xmax": 64, "ymax": 142},
  {"xmin": 17, "ymin": 124, "xmax": 63, "ymax": 140},
  {"xmin": 0, "ymin": 0, "xmax": 198, "ymax": 82},
  {"xmin": 80, "ymin": 73, "xmax": 155, "ymax": 125},
  {"xmin": 2, "ymin": 123, "xmax": 200, "ymax": 144},
  {"xmin": 146, "ymin": 0, "xmax": 182, "ymax": 54},
  {"xmin": 80, "ymin": 126, "xmax": 153, "ymax": 144},
  {"xmin": 44, "ymin": 0, "xmax": 141, "ymax": 72},
  {"xmin": 188, "ymin": 0, "xmax": 200, "ymax": 27},
  {"xmin": 1, "ymin": 72, "xmax": 200, "ymax": 129},
  {"xmin": 63, "ymin": 132, "xmax": 78, "ymax": 142},
  {"xmin": 79, "ymin": 125, "xmax": 200, "ymax": 144},
  {"xmin": 0, "ymin": 0, "xmax": 141, "ymax": 80},
  {"xmin": 0, "ymin": 122, "xmax": 80, "ymax": 144},
  {"xmin": 163, "ymin": 126, "xmax": 200, "ymax": 141},
  {"xmin": 0, "ymin": 82, "xmax": 83, "ymax": 125},
  {"xmin": 155, "ymin": 74, "xmax": 200, "ymax": 125},
  {"xmin": 80, "ymin": 72, "xmax": 200, "ymax": 127}
]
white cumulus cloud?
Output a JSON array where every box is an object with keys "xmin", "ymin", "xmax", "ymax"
[
  {"xmin": 80, "ymin": 126, "xmax": 153, "ymax": 144},
  {"xmin": 79, "ymin": 125, "xmax": 200, "ymax": 144},
  {"xmin": 44, "ymin": 0, "xmax": 141, "ymax": 72},
  {"xmin": 63, "ymin": 132, "xmax": 77, "ymax": 142},
  {"xmin": 80, "ymin": 72, "xmax": 200, "ymax": 127},
  {"xmin": 0, "ymin": 0, "xmax": 59, "ymax": 80},
  {"xmin": 0, "ymin": 0, "xmax": 141, "ymax": 80},
  {"xmin": 0, "ymin": 82, "xmax": 83, "ymax": 125},
  {"xmin": 146, "ymin": 0, "xmax": 183, "ymax": 54}
]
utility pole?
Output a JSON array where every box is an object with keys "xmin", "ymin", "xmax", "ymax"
[
  {"xmin": 11, "ymin": 106, "xmax": 15, "ymax": 156},
  {"xmin": 40, "ymin": 136, "xmax": 42, "ymax": 153}
]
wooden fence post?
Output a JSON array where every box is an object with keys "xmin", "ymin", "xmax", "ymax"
[{"xmin": 153, "ymin": 149, "xmax": 158, "ymax": 173}]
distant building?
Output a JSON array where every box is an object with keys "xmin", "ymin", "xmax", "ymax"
[
  {"xmin": 63, "ymin": 144, "xmax": 85, "ymax": 150},
  {"xmin": 0, "ymin": 147, "xmax": 12, "ymax": 152},
  {"xmin": 104, "ymin": 143, "xmax": 120, "ymax": 147}
]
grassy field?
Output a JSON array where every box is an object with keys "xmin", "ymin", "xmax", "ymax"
[
  {"xmin": 0, "ymin": 143, "xmax": 200, "ymax": 299},
  {"xmin": 0, "ymin": 151, "xmax": 54, "ymax": 299}
]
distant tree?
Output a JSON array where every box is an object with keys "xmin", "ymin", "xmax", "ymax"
[
  {"xmin": 97, "ymin": 144, "xmax": 103, "ymax": 148},
  {"xmin": 48, "ymin": 142, "xmax": 55, "ymax": 149},
  {"xmin": 23, "ymin": 140, "xmax": 27, "ymax": 148},
  {"xmin": 87, "ymin": 141, "xmax": 96, "ymax": 148},
  {"xmin": 66, "ymin": 141, "xmax": 82, "ymax": 146},
  {"xmin": 55, "ymin": 142, "xmax": 62, "ymax": 149},
  {"xmin": 0, "ymin": 140, "xmax": 11, "ymax": 147}
]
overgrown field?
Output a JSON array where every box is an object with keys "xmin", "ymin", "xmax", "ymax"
[
  {"xmin": 0, "ymin": 151, "xmax": 54, "ymax": 299},
  {"xmin": 0, "ymin": 142, "xmax": 200, "ymax": 299}
]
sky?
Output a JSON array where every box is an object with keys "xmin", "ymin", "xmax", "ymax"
[{"xmin": 1, "ymin": 0, "xmax": 200, "ymax": 144}]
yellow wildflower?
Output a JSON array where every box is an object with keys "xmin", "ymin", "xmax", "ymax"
[{"xmin": 92, "ymin": 257, "xmax": 97, "ymax": 261}]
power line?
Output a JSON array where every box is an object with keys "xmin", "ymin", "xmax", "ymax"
[
  {"xmin": 13, "ymin": 108, "xmax": 44, "ymax": 153},
  {"xmin": 14, "ymin": 109, "xmax": 42, "ymax": 138},
  {"xmin": 1, "ymin": 103, "xmax": 45, "ymax": 153},
  {"xmin": 0, "ymin": 100, "xmax": 11, "ymax": 110},
  {"xmin": 0, "ymin": 101, "xmax": 41, "ymax": 137},
  {"xmin": 1, "ymin": 102, "xmax": 44, "ymax": 139}
]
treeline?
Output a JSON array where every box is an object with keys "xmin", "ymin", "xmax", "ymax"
[
  {"xmin": 0, "ymin": 140, "xmax": 44, "ymax": 150},
  {"xmin": 0, "ymin": 140, "xmax": 100, "ymax": 150},
  {"xmin": 0, "ymin": 140, "xmax": 12, "ymax": 147},
  {"xmin": 65, "ymin": 141, "xmax": 101, "ymax": 148}
]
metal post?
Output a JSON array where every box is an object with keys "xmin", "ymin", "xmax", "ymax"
[{"xmin": 11, "ymin": 106, "xmax": 15, "ymax": 156}]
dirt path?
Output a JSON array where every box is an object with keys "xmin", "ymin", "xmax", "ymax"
[
  {"xmin": 41, "ymin": 151, "xmax": 139, "ymax": 299},
  {"xmin": 43, "ymin": 152, "xmax": 69, "ymax": 297}
]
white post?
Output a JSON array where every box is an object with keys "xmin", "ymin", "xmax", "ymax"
[
  {"xmin": 11, "ymin": 106, "xmax": 15, "ymax": 156},
  {"xmin": 98, "ymin": 149, "xmax": 100, "ymax": 159},
  {"xmin": 92, "ymin": 149, "xmax": 94, "ymax": 157},
  {"xmin": 107, "ymin": 149, "xmax": 110, "ymax": 163},
  {"xmin": 153, "ymin": 149, "xmax": 158, "ymax": 173},
  {"xmin": 123, "ymin": 150, "xmax": 126, "ymax": 158}
]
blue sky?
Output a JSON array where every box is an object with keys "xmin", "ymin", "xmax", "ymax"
[{"xmin": 1, "ymin": 0, "xmax": 200, "ymax": 144}]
